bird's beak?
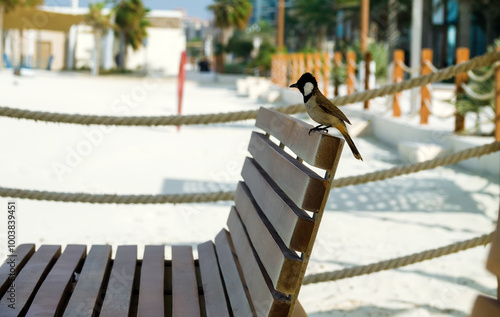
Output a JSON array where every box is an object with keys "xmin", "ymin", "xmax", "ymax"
[{"xmin": 290, "ymin": 83, "xmax": 298, "ymax": 88}]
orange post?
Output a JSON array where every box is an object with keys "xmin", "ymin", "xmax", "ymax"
[
  {"xmin": 306, "ymin": 53, "xmax": 314, "ymax": 73},
  {"xmin": 393, "ymin": 49, "xmax": 404, "ymax": 117},
  {"xmin": 455, "ymin": 47, "xmax": 470, "ymax": 132},
  {"xmin": 298, "ymin": 53, "xmax": 305, "ymax": 75},
  {"xmin": 292, "ymin": 54, "xmax": 299, "ymax": 83},
  {"xmin": 271, "ymin": 55, "xmax": 277, "ymax": 84},
  {"xmin": 420, "ymin": 49, "xmax": 433, "ymax": 124},
  {"xmin": 314, "ymin": 52, "xmax": 322, "ymax": 91},
  {"xmin": 282, "ymin": 54, "xmax": 288, "ymax": 87},
  {"xmin": 496, "ymin": 46, "xmax": 500, "ymax": 141},
  {"xmin": 364, "ymin": 52, "xmax": 372, "ymax": 109},
  {"xmin": 323, "ymin": 52, "xmax": 330, "ymax": 97},
  {"xmin": 333, "ymin": 52, "xmax": 342, "ymax": 97},
  {"xmin": 347, "ymin": 51, "xmax": 356, "ymax": 95}
]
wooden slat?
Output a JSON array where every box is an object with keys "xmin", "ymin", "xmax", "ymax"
[
  {"xmin": 100, "ymin": 245, "xmax": 137, "ymax": 317},
  {"xmin": 227, "ymin": 208, "xmax": 290, "ymax": 316},
  {"xmin": 255, "ymin": 107, "xmax": 343, "ymax": 170},
  {"xmin": 26, "ymin": 245, "xmax": 86, "ymax": 317},
  {"xmin": 0, "ymin": 244, "xmax": 35, "ymax": 298},
  {"xmin": 471, "ymin": 295, "xmax": 500, "ymax": 316},
  {"xmin": 0, "ymin": 245, "xmax": 61, "ymax": 316},
  {"xmin": 172, "ymin": 245, "xmax": 200, "ymax": 317},
  {"xmin": 214, "ymin": 229, "xmax": 254, "ymax": 316},
  {"xmin": 234, "ymin": 183, "xmax": 302, "ymax": 294},
  {"xmin": 291, "ymin": 300, "xmax": 308, "ymax": 317},
  {"xmin": 137, "ymin": 245, "xmax": 164, "ymax": 317},
  {"xmin": 63, "ymin": 245, "xmax": 111, "ymax": 317},
  {"xmin": 248, "ymin": 131, "xmax": 328, "ymax": 212},
  {"xmin": 242, "ymin": 158, "xmax": 314, "ymax": 252},
  {"xmin": 197, "ymin": 241, "xmax": 230, "ymax": 317}
]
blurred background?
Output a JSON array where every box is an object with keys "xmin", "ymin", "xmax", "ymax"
[{"xmin": 1, "ymin": 0, "xmax": 499, "ymax": 78}]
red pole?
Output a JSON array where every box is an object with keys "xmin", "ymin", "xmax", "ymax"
[{"xmin": 177, "ymin": 51, "xmax": 187, "ymax": 132}]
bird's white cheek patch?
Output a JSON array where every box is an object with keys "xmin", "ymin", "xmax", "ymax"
[{"xmin": 304, "ymin": 82, "xmax": 314, "ymax": 96}]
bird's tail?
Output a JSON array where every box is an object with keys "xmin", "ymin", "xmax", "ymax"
[{"xmin": 339, "ymin": 128, "xmax": 363, "ymax": 161}]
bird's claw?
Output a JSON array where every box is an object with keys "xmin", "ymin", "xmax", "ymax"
[{"xmin": 309, "ymin": 125, "xmax": 330, "ymax": 135}]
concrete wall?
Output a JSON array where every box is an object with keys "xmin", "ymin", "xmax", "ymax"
[
  {"xmin": 36, "ymin": 30, "xmax": 66, "ymax": 70},
  {"xmin": 127, "ymin": 28, "xmax": 186, "ymax": 75}
]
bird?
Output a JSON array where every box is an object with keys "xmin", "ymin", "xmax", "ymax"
[{"xmin": 290, "ymin": 72, "xmax": 363, "ymax": 161}]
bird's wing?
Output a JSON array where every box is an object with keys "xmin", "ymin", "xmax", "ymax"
[{"xmin": 315, "ymin": 92, "xmax": 352, "ymax": 125}]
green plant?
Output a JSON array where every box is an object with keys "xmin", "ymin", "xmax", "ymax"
[
  {"xmin": 226, "ymin": 32, "xmax": 253, "ymax": 60},
  {"xmin": 453, "ymin": 38, "xmax": 499, "ymax": 135},
  {"xmin": 208, "ymin": 0, "xmax": 253, "ymax": 72},
  {"xmin": 251, "ymin": 40, "xmax": 276, "ymax": 71}
]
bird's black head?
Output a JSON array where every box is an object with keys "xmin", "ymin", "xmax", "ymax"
[{"xmin": 289, "ymin": 72, "xmax": 318, "ymax": 96}]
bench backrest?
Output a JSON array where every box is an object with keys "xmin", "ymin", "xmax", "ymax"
[
  {"xmin": 219, "ymin": 107, "xmax": 344, "ymax": 316},
  {"xmin": 471, "ymin": 202, "xmax": 500, "ymax": 316}
]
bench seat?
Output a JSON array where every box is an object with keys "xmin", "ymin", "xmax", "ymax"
[{"xmin": 0, "ymin": 107, "xmax": 344, "ymax": 317}]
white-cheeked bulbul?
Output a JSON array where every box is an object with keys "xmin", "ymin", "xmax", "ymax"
[{"xmin": 290, "ymin": 72, "xmax": 363, "ymax": 161}]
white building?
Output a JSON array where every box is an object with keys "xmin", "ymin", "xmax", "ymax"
[{"xmin": 2, "ymin": 6, "xmax": 186, "ymax": 76}]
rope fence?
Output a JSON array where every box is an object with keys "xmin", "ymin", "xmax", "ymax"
[
  {"xmin": 1, "ymin": 51, "xmax": 499, "ymax": 126},
  {"xmin": 302, "ymin": 231, "xmax": 494, "ymax": 284},
  {"xmin": 468, "ymin": 67, "xmax": 495, "ymax": 83},
  {"xmin": 461, "ymin": 82, "xmax": 495, "ymax": 101},
  {"xmin": 397, "ymin": 60, "xmax": 420, "ymax": 75},
  {"xmin": 1, "ymin": 141, "xmax": 498, "ymax": 204}
]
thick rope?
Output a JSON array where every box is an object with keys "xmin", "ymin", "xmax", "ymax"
[
  {"xmin": 461, "ymin": 83, "xmax": 495, "ymax": 101},
  {"xmin": 302, "ymin": 231, "xmax": 494, "ymax": 284},
  {"xmin": 1, "ymin": 51, "xmax": 499, "ymax": 126},
  {"xmin": 331, "ymin": 141, "xmax": 500, "ymax": 188},
  {"xmin": 1, "ymin": 141, "xmax": 498, "ymax": 204},
  {"xmin": 0, "ymin": 189, "xmax": 235, "ymax": 204}
]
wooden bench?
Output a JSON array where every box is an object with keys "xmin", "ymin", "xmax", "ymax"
[
  {"xmin": 470, "ymin": 202, "xmax": 500, "ymax": 316},
  {"xmin": 0, "ymin": 107, "xmax": 344, "ymax": 317}
]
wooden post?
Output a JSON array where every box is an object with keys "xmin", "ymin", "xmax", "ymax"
[
  {"xmin": 306, "ymin": 53, "xmax": 314, "ymax": 73},
  {"xmin": 455, "ymin": 47, "xmax": 470, "ymax": 132},
  {"xmin": 314, "ymin": 52, "xmax": 321, "ymax": 78},
  {"xmin": 420, "ymin": 49, "xmax": 433, "ymax": 124},
  {"xmin": 323, "ymin": 52, "xmax": 330, "ymax": 97},
  {"xmin": 292, "ymin": 54, "xmax": 299, "ymax": 83},
  {"xmin": 282, "ymin": 54, "xmax": 287, "ymax": 87},
  {"xmin": 278, "ymin": 0, "xmax": 285, "ymax": 52},
  {"xmin": 271, "ymin": 55, "xmax": 277, "ymax": 84},
  {"xmin": 314, "ymin": 52, "xmax": 322, "ymax": 90},
  {"xmin": 333, "ymin": 52, "xmax": 342, "ymax": 97},
  {"xmin": 364, "ymin": 52, "xmax": 372, "ymax": 109},
  {"xmin": 495, "ymin": 46, "xmax": 500, "ymax": 141},
  {"xmin": 360, "ymin": 0, "xmax": 369, "ymax": 53},
  {"xmin": 299, "ymin": 53, "xmax": 305, "ymax": 75},
  {"xmin": 393, "ymin": 49, "xmax": 404, "ymax": 117},
  {"xmin": 347, "ymin": 51, "xmax": 356, "ymax": 95}
]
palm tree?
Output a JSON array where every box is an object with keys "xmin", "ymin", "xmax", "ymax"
[
  {"xmin": 208, "ymin": 0, "xmax": 252, "ymax": 73},
  {"xmin": 293, "ymin": 0, "xmax": 336, "ymax": 51},
  {"xmin": 114, "ymin": 0, "xmax": 150, "ymax": 70},
  {"xmin": 0, "ymin": 0, "xmax": 44, "ymax": 68},
  {"xmin": 85, "ymin": 2, "xmax": 110, "ymax": 76}
]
